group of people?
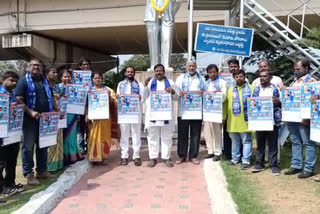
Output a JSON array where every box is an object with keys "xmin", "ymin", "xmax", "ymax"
[{"xmin": 0, "ymin": 56, "xmax": 320, "ymax": 203}]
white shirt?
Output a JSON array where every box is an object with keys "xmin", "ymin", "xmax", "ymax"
[
  {"xmin": 252, "ymin": 75, "xmax": 284, "ymax": 88},
  {"xmin": 206, "ymin": 78, "xmax": 228, "ymax": 102},
  {"xmin": 144, "ymin": 77, "xmax": 178, "ymax": 128},
  {"xmin": 175, "ymin": 72, "xmax": 206, "ymax": 117},
  {"xmin": 117, "ymin": 79, "xmax": 144, "ymax": 101}
]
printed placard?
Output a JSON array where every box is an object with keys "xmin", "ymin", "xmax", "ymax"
[
  {"xmin": 300, "ymin": 82, "xmax": 320, "ymax": 119},
  {"xmin": 181, "ymin": 91, "xmax": 203, "ymax": 120},
  {"xmin": 58, "ymin": 97, "xmax": 67, "ymax": 128},
  {"xmin": 281, "ymin": 87, "xmax": 301, "ymax": 122},
  {"xmin": 2, "ymin": 105, "xmax": 24, "ymax": 146},
  {"xmin": 39, "ymin": 112, "xmax": 59, "ymax": 148},
  {"xmin": 88, "ymin": 90, "xmax": 109, "ymax": 120},
  {"xmin": 203, "ymin": 92, "xmax": 223, "ymax": 123},
  {"xmin": 72, "ymin": 70, "xmax": 92, "ymax": 86},
  {"xmin": 118, "ymin": 95, "xmax": 140, "ymax": 124},
  {"xmin": 0, "ymin": 94, "xmax": 9, "ymax": 138},
  {"xmin": 219, "ymin": 73, "xmax": 235, "ymax": 88},
  {"xmin": 247, "ymin": 97, "xmax": 273, "ymax": 131},
  {"xmin": 150, "ymin": 91, "xmax": 172, "ymax": 121},
  {"xmin": 311, "ymin": 101, "xmax": 320, "ymax": 143},
  {"xmin": 66, "ymin": 84, "xmax": 88, "ymax": 115}
]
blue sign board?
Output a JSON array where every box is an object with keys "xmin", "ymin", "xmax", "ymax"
[{"xmin": 194, "ymin": 23, "xmax": 254, "ymax": 57}]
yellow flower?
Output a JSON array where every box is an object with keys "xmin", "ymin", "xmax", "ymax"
[{"xmin": 150, "ymin": 0, "xmax": 170, "ymax": 16}]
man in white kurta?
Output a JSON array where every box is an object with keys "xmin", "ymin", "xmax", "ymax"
[
  {"xmin": 117, "ymin": 66, "xmax": 144, "ymax": 166},
  {"xmin": 203, "ymin": 64, "xmax": 228, "ymax": 161},
  {"xmin": 144, "ymin": 64, "xmax": 178, "ymax": 167}
]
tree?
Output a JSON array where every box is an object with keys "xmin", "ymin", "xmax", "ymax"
[
  {"xmin": 298, "ymin": 27, "xmax": 320, "ymax": 49},
  {"xmin": 0, "ymin": 60, "xmax": 27, "ymax": 77},
  {"xmin": 120, "ymin": 54, "xmax": 187, "ymax": 71}
]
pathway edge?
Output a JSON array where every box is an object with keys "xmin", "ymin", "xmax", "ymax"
[
  {"xmin": 203, "ymin": 159, "xmax": 239, "ymax": 214},
  {"xmin": 12, "ymin": 159, "xmax": 92, "ymax": 214}
]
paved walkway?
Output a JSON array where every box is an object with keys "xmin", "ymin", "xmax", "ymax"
[{"xmin": 51, "ymin": 146, "xmax": 212, "ymax": 214}]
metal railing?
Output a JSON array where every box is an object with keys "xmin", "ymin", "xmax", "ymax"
[{"xmin": 269, "ymin": 0, "xmax": 320, "ymax": 38}]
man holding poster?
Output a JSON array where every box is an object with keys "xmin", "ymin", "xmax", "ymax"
[
  {"xmin": 251, "ymin": 70, "xmax": 281, "ymax": 175},
  {"xmin": 175, "ymin": 60, "xmax": 206, "ymax": 165},
  {"xmin": 0, "ymin": 71, "xmax": 22, "ymax": 197},
  {"xmin": 284, "ymin": 58, "xmax": 318, "ymax": 179},
  {"xmin": 144, "ymin": 64, "xmax": 177, "ymax": 168},
  {"xmin": 226, "ymin": 69, "xmax": 253, "ymax": 170},
  {"xmin": 203, "ymin": 64, "xmax": 227, "ymax": 161},
  {"xmin": 117, "ymin": 66, "xmax": 144, "ymax": 166},
  {"xmin": 15, "ymin": 58, "xmax": 55, "ymax": 185}
]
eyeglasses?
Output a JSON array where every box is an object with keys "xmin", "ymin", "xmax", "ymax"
[{"xmin": 30, "ymin": 63, "xmax": 42, "ymax": 67}]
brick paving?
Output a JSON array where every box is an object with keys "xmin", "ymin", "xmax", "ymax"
[{"xmin": 51, "ymin": 145, "xmax": 212, "ymax": 214}]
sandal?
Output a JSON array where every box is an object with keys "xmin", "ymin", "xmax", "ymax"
[{"xmin": 163, "ymin": 159, "xmax": 174, "ymax": 167}]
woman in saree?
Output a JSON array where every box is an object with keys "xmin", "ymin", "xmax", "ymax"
[
  {"xmin": 59, "ymin": 69, "xmax": 84, "ymax": 165},
  {"xmin": 45, "ymin": 67, "xmax": 64, "ymax": 171},
  {"xmin": 87, "ymin": 71, "xmax": 119, "ymax": 164}
]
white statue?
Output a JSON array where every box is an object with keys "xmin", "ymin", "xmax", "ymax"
[{"xmin": 144, "ymin": 0, "xmax": 182, "ymax": 69}]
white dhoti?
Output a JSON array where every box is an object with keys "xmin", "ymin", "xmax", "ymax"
[
  {"xmin": 120, "ymin": 123, "xmax": 142, "ymax": 159},
  {"xmin": 147, "ymin": 125, "xmax": 173, "ymax": 160},
  {"xmin": 204, "ymin": 121, "xmax": 222, "ymax": 156}
]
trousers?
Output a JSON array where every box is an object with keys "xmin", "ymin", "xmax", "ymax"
[{"xmin": 120, "ymin": 123, "xmax": 142, "ymax": 159}]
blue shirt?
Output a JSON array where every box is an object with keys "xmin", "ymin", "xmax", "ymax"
[{"xmin": 15, "ymin": 76, "xmax": 50, "ymax": 113}]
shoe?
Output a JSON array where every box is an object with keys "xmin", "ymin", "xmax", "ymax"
[
  {"xmin": 147, "ymin": 159, "xmax": 157, "ymax": 167},
  {"xmin": 313, "ymin": 176, "xmax": 320, "ymax": 182},
  {"xmin": 36, "ymin": 171, "xmax": 55, "ymax": 179},
  {"xmin": 297, "ymin": 171, "xmax": 314, "ymax": 179},
  {"xmin": 240, "ymin": 163, "xmax": 250, "ymax": 170},
  {"xmin": 163, "ymin": 159, "xmax": 174, "ymax": 167},
  {"xmin": 2, "ymin": 186, "xmax": 18, "ymax": 197},
  {"xmin": 212, "ymin": 155, "xmax": 221, "ymax": 162},
  {"xmin": 175, "ymin": 158, "xmax": 186, "ymax": 165},
  {"xmin": 120, "ymin": 158, "xmax": 128, "ymax": 166},
  {"xmin": 271, "ymin": 167, "xmax": 281, "ymax": 176},
  {"xmin": 134, "ymin": 158, "xmax": 142, "ymax": 166},
  {"xmin": 252, "ymin": 164, "xmax": 265, "ymax": 173},
  {"xmin": 190, "ymin": 158, "xmax": 200, "ymax": 165},
  {"xmin": 284, "ymin": 168, "xmax": 302, "ymax": 175},
  {"xmin": 26, "ymin": 173, "xmax": 40, "ymax": 185},
  {"xmin": 227, "ymin": 160, "xmax": 238, "ymax": 166},
  {"xmin": 204, "ymin": 154, "xmax": 214, "ymax": 159}
]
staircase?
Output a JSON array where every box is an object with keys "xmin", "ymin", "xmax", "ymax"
[{"xmin": 242, "ymin": 0, "xmax": 320, "ymax": 81}]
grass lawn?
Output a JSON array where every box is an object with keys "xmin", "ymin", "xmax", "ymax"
[
  {"xmin": 221, "ymin": 160, "xmax": 269, "ymax": 214},
  {"xmin": 221, "ymin": 140, "xmax": 320, "ymax": 214},
  {"xmin": 0, "ymin": 150, "xmax": 65, "ymax": 214}
]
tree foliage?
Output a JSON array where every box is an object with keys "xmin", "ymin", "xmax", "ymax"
[
  {"xmin": 120, "ymin": 54, "xmax": 187, "ymax": 71},
  {"xmin": 298, "ymin": 27, "xmax": 320, "ymax": 49}
]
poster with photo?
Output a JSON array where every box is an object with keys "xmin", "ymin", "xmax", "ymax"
[
  {"xmin": 203, "ymin": 92, "xmax": 223, "ymax": 123},
  {"xmin": 281, "ymin": 87, "xmax": 301, "ymax": 122},
  {"xmin": 0, "ymin": 94, "xmax": 9, "ymax": 138},
  {"xmin": 72, "ymin": 70, "xmax": 92, "ymax": 86},
  {"xmin": 118, "ymin": 95, "xmax": 140, "ymax": 124},
  {"xmin": 219, "ymin": 73, "xmax": 235, "ymax": 88},
  {"xmin": 39, "ymin": 112, "xmax": 59, "ymax": 148},
  {"xmin": 310, "ymin": 101, "xmax": 320, "ymax": 143},
  {"xmin": 66, "ymin": 84, "xmax": 88, "ymax": 115},
  {"xmin": 181, "ymin": 91, "xmax": 203, "ymax": 120},
  {"xmin": 57, "ymin": 97, "xmax": 67, "ymax": 128},
  {"xmin": 150, "ymin": 91, "xmax": 172, "ymax": 121},
  {"xmin": 300, "ymin": 81, "xmax": 320, "ymax": 119},
  {"xmin": 2, "ymin": 105, "xmax": 24, "ymax": 146},
  {"xmin": 247, "ymin": 97, "xmax": 273, "ymax": 131},
  {"xmin": 88, "ymin": 90, "xmax": 109, "ymax": 120}
]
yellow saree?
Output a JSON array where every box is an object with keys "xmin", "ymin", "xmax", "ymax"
[{"xmin": 88, "ymin": 87, "xmax": 119, "ymax": 162}]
